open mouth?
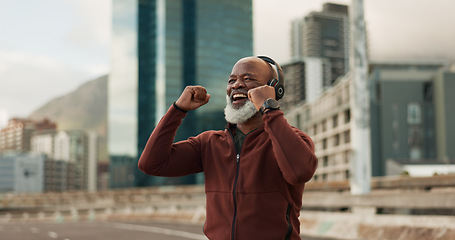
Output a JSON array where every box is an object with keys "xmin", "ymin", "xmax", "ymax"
[{"xmin": 231, "ymin": 93, "xmax": 248, "ymax": 104}]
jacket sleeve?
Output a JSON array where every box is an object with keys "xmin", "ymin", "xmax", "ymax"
[
  {"xmin": 138, "ymin": 105, "xmax": 203, "ymax": 177},
  {"xmin": 263, "ymin": 110, "xmax": 318, "ymax": 185}
]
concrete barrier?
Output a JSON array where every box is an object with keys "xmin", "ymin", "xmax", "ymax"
[
  {"xmin": 299, "ymin": 211, "xmax": 455, "ymax": 240},
  {"xmin": 2, "ymin": 175, "xmax": 455, "ymax": 240}
]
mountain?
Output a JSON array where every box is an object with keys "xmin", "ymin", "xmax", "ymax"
[{"xmin": 29, "ymin": 75, "xmax": 108, "ymax": 161}]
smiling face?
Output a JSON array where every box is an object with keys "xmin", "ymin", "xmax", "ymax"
[
  {"xmin": 224, "ymin": 57, "xmax": 275, "ymax": 124},
  {"xmin": 226, "ymin": 57, "xmax": 273, "ymax": 109}
]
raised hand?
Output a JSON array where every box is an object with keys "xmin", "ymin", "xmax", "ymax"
[
  {"xmin": 175, "ymin": 86, "xmax": 211, "ymax": 111},
  {"xmin": 247, "ymin": 85, "xmax": 276, "ymax": 111}
]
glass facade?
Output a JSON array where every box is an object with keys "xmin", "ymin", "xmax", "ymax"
[
  {"xmin": 109, "ymin": 0, "xmax": 253, "ymax": 187},
  {"xmin": 109, "ymin": 0, "xmax": 138, "ymax": 158},
  {"xmin": 368, "ymin": 63, "xmax": 444, "ymax": 176}
]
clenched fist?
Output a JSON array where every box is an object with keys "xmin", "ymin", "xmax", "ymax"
[
  {"xmin": 247, "ymin": 85, "xmax": 276, "ymax": 111},
  {"xmin": 175, "ymin": 86, "xmax": 210, "ymax": 111}
]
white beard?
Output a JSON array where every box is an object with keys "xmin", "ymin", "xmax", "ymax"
[{"xmin": 224, "ymin": 95, "xmax": 258, "ymax": 124}]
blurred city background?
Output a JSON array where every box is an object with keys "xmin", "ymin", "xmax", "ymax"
[{"xmin": 0, "ymin": 0, "xmax": 454, "ymax": 239}]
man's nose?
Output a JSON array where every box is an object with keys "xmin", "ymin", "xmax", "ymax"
[{"xmin": 232, "ymin": 79, "xmax": 246, "ymax": 88}]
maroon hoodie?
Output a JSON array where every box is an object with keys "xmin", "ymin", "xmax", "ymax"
[{"xmin": 139, "ymin": 105, "xmax": 318, "ymax": 240}]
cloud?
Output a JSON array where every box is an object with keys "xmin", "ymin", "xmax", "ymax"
[
  {"xmin": 0, "ymin": 0, "xmax": 111, "ymax": 118},
  {"xmin": 0, "ymin": 109, "xmax": 8, "ymax": 128},
  {"xmin": 0, "ymin": 50, "xmax": 102, "ymax": 117},
  {"xmin": 253, "ymin": 0, "xmax": 350, "ymax": 63},
  {"xmin": 64, "ymin": 0, "xmax": 112, "ymax": 53},
  {"xmin": 254, "ymin": 0, "xmax": 455, "ymax": 63},
  {"xmin": 365, "ymin": 0, "xmax": 455, "ymax": 61}
]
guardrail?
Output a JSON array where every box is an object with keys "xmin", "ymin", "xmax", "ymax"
[
  {"xmin": 2, "ymin": 175, "xmax": 455, "ymax": 209},
  {"xmin": 304, "ymin": 174, "xmax": 455, "ymax": 192},
  {"xmin": 1, "ymin": 175, "xmax": 455, "ymax": 239}
]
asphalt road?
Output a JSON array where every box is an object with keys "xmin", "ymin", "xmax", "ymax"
[{"xmin": 0, "ymin": 221, "xmax": 342, "ymax": 240}]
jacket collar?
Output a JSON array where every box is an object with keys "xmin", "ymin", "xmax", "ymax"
[{"xmin": 225, "ymin": 122, "xmax": 265, "ymax": 135}]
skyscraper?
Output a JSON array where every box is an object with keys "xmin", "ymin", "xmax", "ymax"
[
  {"xmin": 369, "ymin": 62, "xmax": 455, "ymax": 176},
  {"xmin": 109, "ymin": 0, "xmax": 253, "ymax": 187},
  {"xmin": 281, "ymin": 3, "xmax": 349, "ymax": 113},
  {"xmin": 291, "ymin": 3, "xmax": 349, "ymax": 85}
]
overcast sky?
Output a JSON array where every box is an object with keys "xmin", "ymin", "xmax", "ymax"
[{"xmin": 1, "ymin": 0, "xmax": 454, "ymax": 127}]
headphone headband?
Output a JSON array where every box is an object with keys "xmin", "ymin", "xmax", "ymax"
[
  {"xmin": 257, "ymin": 56, "xmax": 282, "ymax": 82},
  {"xmin": 257, "ymin": 56, "xmax": 285, "ymax": 100}
]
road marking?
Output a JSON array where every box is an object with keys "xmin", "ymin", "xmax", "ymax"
[
  {"xmin": 109, "ymin": 222, "xmax": 207, "ymax": 240},
  {"xmin": 48, "ymin": 231, "xmax": 58, "ymax": 238}
]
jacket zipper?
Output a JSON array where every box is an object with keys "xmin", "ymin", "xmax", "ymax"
[
  {"xmin": 285, "ymin": 203, "xmax": 292, "ymax": 240},
  {"xmin": 229, "ymin": 128, "xmax": 253, "ymax": 240},
  {"xmin": 231, "ymin": 153, "xmax": 240, "ymax": 240}
]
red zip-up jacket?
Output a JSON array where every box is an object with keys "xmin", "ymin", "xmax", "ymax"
[{"xmin": 138, "ymin": 105, "xmax": 318, "ymax": 240}]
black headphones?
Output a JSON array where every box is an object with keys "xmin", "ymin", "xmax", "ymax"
[{"xmin": 257, "ymin": 56, "xmax": 285, "ymax": 100}]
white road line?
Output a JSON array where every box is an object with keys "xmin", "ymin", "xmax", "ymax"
[
  {"xmin": 109, "ymin": 222, "xmax": 207, "ymax": 240},
  {"xmin": 48, "ymin": 231, "xmax": 58, "ymax": 239}
]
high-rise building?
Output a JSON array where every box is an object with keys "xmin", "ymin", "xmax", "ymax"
[
  {"xmin": 369, "ymin": 62, "xmax": 455, "ymax": 176},
  {"xmin": 31, "ymin": 130, "xmax": 98, "ymax": 191},
  {"xmin": 109, "ymin": 0, "xmax": 253, "ymax": 187},
  {"xmin": 31, "ymin": 129, "xmax": 57, "ymax": 157},
  {"xmin": 280, "ymin": 57, "xmax": 331, "ymax": 112},
  {"xmin": 286, "ymin": 76, "xmax": 352, "ymax": 182},
  {"xmin": 291, "ymin": 3, "xmax": 349, "ymax": 85},
  {"xmin": 0, "ymin": 118, "xmax": 56, "ymax": 153},
  {"xmin": 0, "ymin": 152, "xmax": 45, "ymax": 193},
  {"xmin": 285, "ymin": 61, "xmax": 455, "ymax": 181}
]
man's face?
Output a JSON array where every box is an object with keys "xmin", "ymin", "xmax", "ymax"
[
  {"xmin": 224, "ymin": 57, "xmax": 272, "ymax": 124},
  {"xmin": 226, "ymin": 57, "xmax": 272, "ymax": 109}
]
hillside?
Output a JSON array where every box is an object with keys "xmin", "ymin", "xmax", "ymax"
[{"xmin": 29, "ymin": 75, "xmax": 108, "ymax": 161}]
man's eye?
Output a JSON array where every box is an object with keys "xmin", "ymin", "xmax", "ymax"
[{"xmin": 228, "ymin": 79, "xmax": 235, "ymax": 83}]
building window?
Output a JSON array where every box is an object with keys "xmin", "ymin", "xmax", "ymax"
[
  {"xmin": 322, "ymin": 138, "xmax": 327, "ymax": 149},
  {"xmin": 323, "ymin": 156, "xmax": 329, "ymax": 167},
  {"xmin": 407, "ymin": 102, "xmax": 422, "ymax": 125},
  {"xmin": 322, "ymin": 120, "xmax": 327, "ymax": 132},
  {"xmin": 344, "ymin": 151, "xmax": 350, "ymax": 163},
  {"xmin": 334, "ymin": 134, "xmax": 340, "ymax": 146},
  {"xmin": 313, "ymin": 124, "xmax": 317, "ymax": 135},
  {"xmin": 344, "ymin": 130, "xmax": 350, "ymax": 143},
  {"xmin": 423, "ymin": 82, "xmax": 433, "ymax": 102},
  {"xmin": 345, "ymin": 170, "xmax": 350, "ymax": 179},
  {"xmin": 333, "ymin": 114, "xmax": 338, "ymax": 128},
  {"xmin": 344, "ymin": 109, "xmax": 350, "ymax": 123}
]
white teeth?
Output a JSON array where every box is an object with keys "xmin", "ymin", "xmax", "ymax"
[{"xmin": 233, "ymin": 94, "xmax": 247, "ymax": 99}]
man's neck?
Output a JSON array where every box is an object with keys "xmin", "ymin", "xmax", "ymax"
[{"xmin": 236, "ymin": 112, "xmax": 263, "ymax": 134}]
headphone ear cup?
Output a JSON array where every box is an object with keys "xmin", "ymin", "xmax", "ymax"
[
  {"xmin": 275, "ymin": 84, "xmax": 285, "ymax": 100},
  {"xmin": 267, "ymin": 79, "xmax": 285, "ymax": 100}
]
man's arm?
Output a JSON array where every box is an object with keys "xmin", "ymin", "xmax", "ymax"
[
  {"xmin": 263, "ymin": 110, "xmax": 318, "ymax": 185},
  {"xmin": 248, "ymin": 85, "xmax": 317, "ymax": 185},
  {"xmin": 137, "ymin": 86, "xmax": 210, "ymax": 177}
]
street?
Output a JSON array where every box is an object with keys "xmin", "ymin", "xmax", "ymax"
[{"xmin": 0, "ymin": 221, "xmax": 341, "ymax": 240}]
